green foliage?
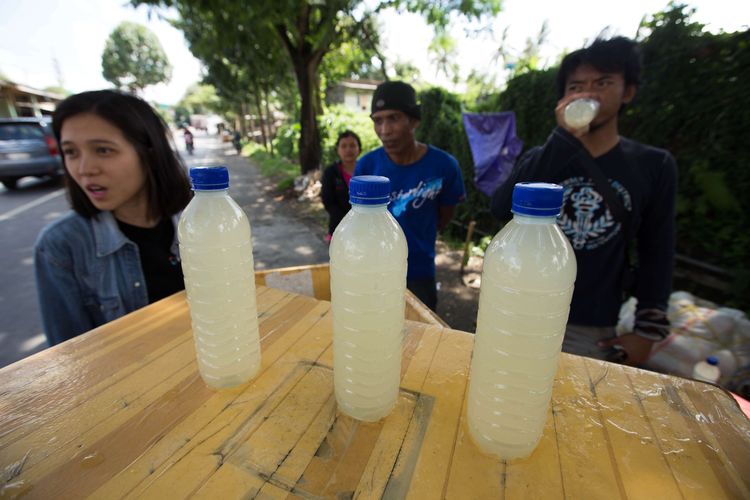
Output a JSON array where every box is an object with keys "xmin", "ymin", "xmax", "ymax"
[
  {"xmin": 619, "ymin": 6, "xmax": 750, "ymax": 296},
  {"xmin": 480, "ymin": 67, "xmax": 558, "ymax": 145},
  {"xmin": 274, "ymin": 105, "xmax": 380, "ymax": 167},
  {"xmin": 416, "ymin": 87, "xmax": 497, "ymax": 239},
  {"xmin": 273, "ymin": 122, "xmax": 301, "ymax": 161},
  {"xmin": 101, "ymin": 21, "xmax": 172, "ymax": 92},
  {"xmin": 173, "ymin": 84, "xmax": 227, "ymax": 126},
  {"xmin": 243, "ymin": 142, "xmax": 299, "ymax": 191},
  {"xmin": 319, "ymin": 105, "xmax": 380, "ymax": 165}
]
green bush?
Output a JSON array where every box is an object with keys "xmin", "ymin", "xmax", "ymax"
[
  {"xmin": 416, "ymin": 87, "xmax": 497, "ymax": 242},
  {"xmin": 319, "ymin": 105, "xmax": 380, "ymax": 165},
  {"xmin": 272, "ymin": 122, "xmax": 301, "ymax": 161}
]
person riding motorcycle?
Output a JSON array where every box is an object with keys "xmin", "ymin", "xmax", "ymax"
[{"xmin": 183, "ymin": 128, "xmax": 194, "ymax": 155}]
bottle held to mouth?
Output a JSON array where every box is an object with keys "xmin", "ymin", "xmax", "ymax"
[{"xmin": 564, "ymin": 98, "xmax": 600, "ymax": 129}]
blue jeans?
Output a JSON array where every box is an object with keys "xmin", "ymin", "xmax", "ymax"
[{"xmin": 407, "ymin": 277, "xmax": 437, "ymax": 311}]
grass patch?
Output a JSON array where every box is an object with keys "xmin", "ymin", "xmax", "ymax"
[{"xmin": 241, "ymin": 143, "xmax": 299, "ymax": 191}]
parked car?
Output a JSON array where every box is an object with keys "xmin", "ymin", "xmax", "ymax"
[{"xmin": 0, "ymin": 117, "xmax": 63, "ymax": 190}]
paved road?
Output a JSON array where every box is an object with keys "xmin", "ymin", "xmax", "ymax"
[{"xmin": 0, "ymin": 133, "xmax": 327, "ymax": 369}]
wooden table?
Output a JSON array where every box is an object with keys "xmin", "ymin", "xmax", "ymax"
[{"xmin": 2, "ymin": 286, "xmax": 749, "ymax": 499}]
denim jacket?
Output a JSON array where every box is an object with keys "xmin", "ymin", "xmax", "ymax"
[{"xmin": 34, "ymin": 211, "xmax": 180, "ymax": 346}]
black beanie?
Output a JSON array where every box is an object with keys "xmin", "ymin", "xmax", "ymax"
[{"xmin": 371, "ymin": 81, "xmax": 421, "ymax": 120}]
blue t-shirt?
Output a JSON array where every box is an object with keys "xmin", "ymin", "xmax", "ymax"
[{"xmin": 355, "ymin": 145, "xmax": 465, "ymax": 279}]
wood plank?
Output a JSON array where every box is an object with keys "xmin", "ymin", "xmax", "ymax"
[
  {"xmin": 256, "ymin": 394, "xmax": 338, "ymax": 496},
  {"xmin": 627, "ymin": 369, "xmax": 740, "ymax": 499},
  {"xmin": 353, "ymin": 391, "xmax": 419, "ymax": 499},
  {"xmin": 192, "ymin": 363, "xmax": 336, "ymax": 497},
  {"xmin": 381, "ymin": 324, "xmax": 443, "ymax": 499},
  {"xmin": 582, "ymin": 358, "xmax": 683, "ymax": 499},
  {"xmin": 405, "ymin": 329, "xmax": 474, "ymax": 499},
  {"xmin": 503, "ymin": 395, "xmax": 564, "ymax": 499},
  {"xmin": 444, "ymin": 389, "xmax": 506, "ymax": 499},
  {"xmin": 87, "ymin": 299, "xmax": 331, "ymax": 499},
  {"xmin": 1, "ymin": 336, "xmax": 197, "ymax": 482},
  {"xmin": 551, "ymin": 354, "xmax": 626, "ymax": 500},
  {"xmin": 1, "ymin": 288, "xmax": 295, "ymax": 458},
  {"xmin": 15, "ymin": 365, "xmax": 212, "ymax": 499},
  {"xmin": 118, "ymin": 302, "xmax": 334, "ymax": 498},
  {"xmin": 673, "ymin": 379, "xmax": 749, "ymax": 498}
]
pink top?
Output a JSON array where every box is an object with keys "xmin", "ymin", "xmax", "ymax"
[{"xmin": 339, "ymin": 164, "xmax": 353, "ymax": 186}]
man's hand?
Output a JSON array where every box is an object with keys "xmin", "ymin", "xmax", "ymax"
[
  {"xmin": 555, "ymin": 92, "xmax": 597, "ymax": 138},
  {"xmin": 598, "ymin": 334, "xmax": 655, "ymax": 366}
]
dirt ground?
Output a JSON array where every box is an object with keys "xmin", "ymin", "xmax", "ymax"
[{"xmin": 279, "ymin": 179, "xmax": 482, "ymax": 334}]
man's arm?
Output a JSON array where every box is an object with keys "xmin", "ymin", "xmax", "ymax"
[
  {"xmin": 438, "ymin": 205, "xmax": 455, "ymax": 231},
  {"xmin": 490, "ymin": 127, "xmax": 585, "ymax": 221}
]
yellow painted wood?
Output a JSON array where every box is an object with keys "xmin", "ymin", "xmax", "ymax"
[
  {"xmin": 503, "ymin": 396, "xmax": 565, "ymax": 499},
  {"xmin": 255, "ymin": 263, "xmax": 331, "ymax": 302},
  {"xmin": 551, "ymin": 354, "xmax": 627, "ymax": 500},
  {"xmin": 90, "ymin": 298, "xmax": 331, "ymax": 499},
  {"xmin": 580, "ymin": 358, "xmax": 683, "ymax": 499},
  {"xmin": 444, "ymin": 392, "xmax": 506, "ymax": 499},
  {"xmin": 626, "ymin": 368, "xmax": 739, "ymax": 499},
  {"xmin": 405, "ymin": 329, "xmax": 474, "ymax": 499},
  {"xmin": 255, "ymin": 263, "xmax": 447, "ymax": 327},
  {"xmin": 123, "ymin": 300, "xmax": 334, "ymax": 498},
  {"xmin": 1, "ymin": 285, "xmax": 749, "ymax": 500}
]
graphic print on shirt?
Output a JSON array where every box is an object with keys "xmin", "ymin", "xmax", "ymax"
[
  {"xmin": 558, "ymin": 176, "xmax": 632, "ymax": 250},
  {"xmin": 390, "ymin": 178, "xmax": 443, "ymax": 217}
]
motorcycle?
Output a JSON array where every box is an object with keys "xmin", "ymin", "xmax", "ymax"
[{"xmin": 184, "ymin": 132, "xmax": 194, "ymax": 155}]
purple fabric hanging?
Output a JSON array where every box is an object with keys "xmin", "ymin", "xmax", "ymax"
[{"xmin": 462, "ymin": 112, "xmax": 523, "ymax": 197}]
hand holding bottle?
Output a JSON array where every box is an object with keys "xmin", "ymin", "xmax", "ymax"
[{"xmin": 556, "ymin": 93, "xmax": 600, "ymax": 137}]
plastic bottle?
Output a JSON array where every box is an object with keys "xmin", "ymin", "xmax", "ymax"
[
  {"xmin": 564, "ymin": 98, "xmax": 600, "ymax": 129},
  {"xmin": 178, "ymin": 166, "xmax": 261, "ymax": 389},
  {"xmin": 330, "ymin": 175, "xmax": 407, "ymax": 421},
  {"xmin": 467, "ymin": 182, "xmax": 577, "ymax": 460},
  {"xmin": 692, "ymin": 356, "xmax": 721, "ymax": 384}
]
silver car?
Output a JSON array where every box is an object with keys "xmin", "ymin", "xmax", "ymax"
[{"xmin": 0, "ymin": 117, "xmax": 63, "ymax": 190}]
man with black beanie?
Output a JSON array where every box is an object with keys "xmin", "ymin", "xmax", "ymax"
[{"xmin": 355, "ymin": 80, "xmax": 465, "ymax": 311}]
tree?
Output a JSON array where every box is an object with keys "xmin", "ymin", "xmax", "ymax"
[
  {"xmin": 173, "ymin": 83, "xmax": 222, "ymax": 126},
  {"xmin": 135, "ymin": 0, "xmax": 501, "ymax": 174},
  {"xmin": 429, "ymin": 32, "xmax": 460, "ymax": 84},
  {"xmin": 101, "ymin": 21, "xmax": 172, "ymax": 93}
]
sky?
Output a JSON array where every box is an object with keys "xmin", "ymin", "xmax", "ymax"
[{"xmin": 0, "ymin": 0, "xmax": 748, "ymax": 105}]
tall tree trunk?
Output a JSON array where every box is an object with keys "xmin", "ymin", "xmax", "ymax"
[
  {"xmin": 262, "ymin": 83, "xmax": 275, "ymax": 155},
  {"xmin": 252, "ymin": 82, "xmax": 268, "ymax": 151},
  {"xmin": 239, "ymin": 101, "xmax": 247, "ymax": 137},
  {"xmin": 293, "ymin": 56, "xmax": 321, "ymax": 174}
]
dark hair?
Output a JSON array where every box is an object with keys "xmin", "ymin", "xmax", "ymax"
[
  {"xmin": 556, "ymin": 36, "xmax": 643, "ymax": 99},
  {"xmin": 335, "ymin": 130, "xmax": 362, "ymax": 150},
  {"xmin": 52, "ymin": 90, "xmax": 192, "ymax": 220}
]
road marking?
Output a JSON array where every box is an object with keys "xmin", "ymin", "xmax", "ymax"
[{"xmin": 0, "ymin": 189, "xmax": 66, "ymax": 222}]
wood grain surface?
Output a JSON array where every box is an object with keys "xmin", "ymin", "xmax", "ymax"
[{"xmin": 1, "ymin": 286, "xmax": 748, "ymax": 499}]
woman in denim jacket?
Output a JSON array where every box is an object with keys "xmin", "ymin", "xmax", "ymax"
[{"xmin": 34, "ymin": 90, "xmax": 192, "ymax": 345}]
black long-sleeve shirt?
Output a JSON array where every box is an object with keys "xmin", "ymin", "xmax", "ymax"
[{"xmin": 490, "ymin": 127, "xmax": 678, "ymax": 326}]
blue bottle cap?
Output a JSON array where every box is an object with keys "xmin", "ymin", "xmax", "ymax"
[
  {"xmin": 349, "ymin": 175, "xmax": 391, "ymax": 205},
  {"xmin": 706, "ymin": 356, "xmax": 719, "ymax": 366},
  {"xmin": 511, "ymin": 182, "xmax": 564, "ymax": 217},
  {"xmin": 189, "ymin": 166, "xmax": 229, "ymax": 190}
]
